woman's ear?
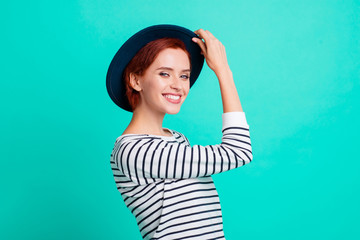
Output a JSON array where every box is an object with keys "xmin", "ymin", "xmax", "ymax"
[{"xmin": 129, "ymin": 73, "xmax": 142, "ymax": 92}]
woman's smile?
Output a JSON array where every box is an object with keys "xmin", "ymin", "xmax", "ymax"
[{"xmin": 162, "ymin": 93, "xmax": 182, "ymax": 104}]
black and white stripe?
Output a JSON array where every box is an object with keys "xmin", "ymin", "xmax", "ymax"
[{"xmin": 110, "ymin": 112, "xmax": 252, "ymax": 239}]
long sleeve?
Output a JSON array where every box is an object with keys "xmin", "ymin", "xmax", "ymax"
[{"xmin": 112, "ymin": 111, "xmax": 252, "ymax": 185}]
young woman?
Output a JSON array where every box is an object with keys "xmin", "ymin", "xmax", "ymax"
[{"xmin": 107, "ymin": 24, "xmax": 253, "ymax": 240}]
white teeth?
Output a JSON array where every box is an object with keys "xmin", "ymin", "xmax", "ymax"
[{"xmin": 164, "ymin": 95, "xmax": 180, "ymax": 100}]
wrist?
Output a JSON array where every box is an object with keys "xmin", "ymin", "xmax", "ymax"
[{"xmin": 215, "ymin": 66, "xmax": 232, "ymax": 79}]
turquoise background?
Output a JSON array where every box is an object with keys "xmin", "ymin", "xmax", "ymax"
[{"xmin": 1, "ymin": 0, "xmax": 359, "ymax": 239}]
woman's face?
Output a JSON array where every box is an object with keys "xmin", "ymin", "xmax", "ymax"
[{"xmin": 134, "ymin": 48, "xmax": 191, "ymax": 115}]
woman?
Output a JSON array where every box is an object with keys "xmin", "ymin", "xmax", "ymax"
[{"xmin": 107, "ymin": 24, "xmax": 253, "ymax": 240}]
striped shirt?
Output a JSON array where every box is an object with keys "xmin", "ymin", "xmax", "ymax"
[{"xmin": 110, "ymin": 111, "xmax": 252, "ymax": 239}]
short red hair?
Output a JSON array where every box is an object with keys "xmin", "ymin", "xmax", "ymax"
[{"xmin": 123, "ymin": 37, "xmax": 191, "ymax": 111}]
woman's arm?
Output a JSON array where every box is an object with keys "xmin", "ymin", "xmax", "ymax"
[
  {"xmin": 192, "ymin": 29, "xmax": 243, "ymax": 113},
  {"xmin": 112, "ymin": 112, "xmax": 251, "ymax": 185}
]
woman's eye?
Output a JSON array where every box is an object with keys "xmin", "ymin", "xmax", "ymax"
[
  {"xmin": 159, "ymin": 72, "xmax": 169, "ymax": 77},
  {"xmin": 181, "ymin": 75, "xmax": 190, "ymax": 79}
]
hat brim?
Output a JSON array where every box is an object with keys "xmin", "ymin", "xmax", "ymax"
[{"xmin": 106, "ymin": 24, "xmax": 205, "ymax": 112}]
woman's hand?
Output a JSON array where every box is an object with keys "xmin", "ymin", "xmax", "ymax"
[
  {"xmin": 192, "ymin": 28, "xmax": 243, "ymax": 113},
  {"xmin": 192, "ymin": 29, "xmax": 230, "ymax": 75}
]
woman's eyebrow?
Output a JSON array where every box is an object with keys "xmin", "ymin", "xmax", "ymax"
[{"xmin": 156, "ymin": 67, "xmax": 191, "ymax": 72}]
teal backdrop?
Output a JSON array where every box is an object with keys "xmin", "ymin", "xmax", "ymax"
[{"xmin": 1, "ymin": 0, "xmax": 359, "ymax": 239}]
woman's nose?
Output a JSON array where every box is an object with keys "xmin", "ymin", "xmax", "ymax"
[{"xmin": 170, "ymin": 77, "xmax": 182, "ymax": 90}]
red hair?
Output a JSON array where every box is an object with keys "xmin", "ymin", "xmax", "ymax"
[{"xmin": 123, "ymin": 37, "xmax": 191, "ymax": 111}]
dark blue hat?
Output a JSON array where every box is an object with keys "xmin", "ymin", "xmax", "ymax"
[{"xmin": 106, "ymin": 24, "xmax": 204, "ymax": 112}]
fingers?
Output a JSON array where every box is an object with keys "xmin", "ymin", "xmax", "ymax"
[
  {"xmin": 192, "ymin": 28, "xmax": 216, "ymax": 55},
  {"xmin": 194, "ymin": 29, "xmax": 208, "ymax": 40},
  {"xmin": 192, "ymin": 37, "xmax": 206, "ymax": 55},
  {"xmin": 194, "ymin": 29, "xmax": 216, "ymax": 41},
  {"xmin": 204, "ymin": 30, "xmax": 216, "ymax": 39}
]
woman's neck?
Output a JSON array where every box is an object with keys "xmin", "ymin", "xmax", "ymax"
[{"xmin": 124, "ymin": 105, "xmax": 169, "ymax": 136}]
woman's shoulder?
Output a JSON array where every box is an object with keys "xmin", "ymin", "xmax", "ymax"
[
  {"xmin": 114, "ymin": 128, "xmax": 190, "ymax": 146},
  {"xmin": 115, "ymin": 128, "xmax": 175, "ymax": 143},
  {"xmin": 115, "ymin": 133, "xmax": 152, "ymax": 143}
]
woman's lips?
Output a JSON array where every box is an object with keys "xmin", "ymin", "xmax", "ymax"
[{"xmin": 163, "ymin": 94, "xmax": 181, "ymax": 104}]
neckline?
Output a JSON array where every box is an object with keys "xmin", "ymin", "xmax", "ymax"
[{"xmin": 118, "ymin": 127, "xmax": 175, "ymax": 140}]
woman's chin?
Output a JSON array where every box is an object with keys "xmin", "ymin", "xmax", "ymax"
[
  {"xmin": 163, "ymin": 101, "xmax": 184, "ymax": 115},
  {"xmin": 167, "ymin": 111, "xmax": 180, "ymax": 115},
  {"xmin": 166, "ymin": 107, "xmax": 181, "ymax": 115}
]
